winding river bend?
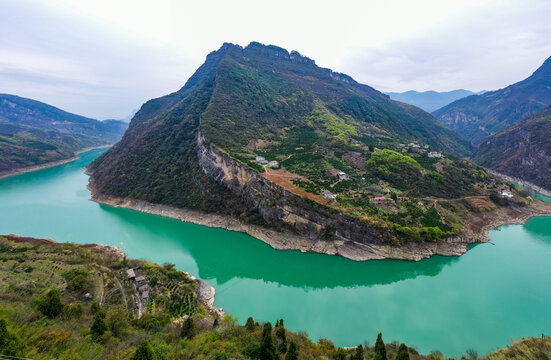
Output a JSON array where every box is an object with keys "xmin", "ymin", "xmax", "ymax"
[{"xmin": 1, "ymin": 148, "xmax": 550, "ymax": 357}]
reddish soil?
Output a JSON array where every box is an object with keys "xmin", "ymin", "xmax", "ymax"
[{"xmin": 261, "ymin": 169, "xmax": 331, "ymax": 206}]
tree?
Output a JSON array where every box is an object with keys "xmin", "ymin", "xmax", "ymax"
[
  {"xmin": 245, "ymin": 316, "xmax": 255, "ymax": 332},
  {"xmin": 0, "ymin": 319, "xmax": 25, "ymax": 356},
  {"xmin": 275, "ymin": 325, "xmax": 287, "ymax": 353},
  {"xmin": 130, "ymin": 339, "xmax": 157, "ymax": 360},
  {"xmin": 286, "ymin": 341, "xmax": 298, "ymax": 360},
  {"xmin": 333, "ymin": 348, "xmax": 346, "ymax": 360},
  {"xmin": 90, "ymin": 310, "xmax": 107, "ymax": 341},
  {"xmin": 374, "ymin": 333, "xmax": 387, "ymax": 360},
  {"xmin": 466, "ymin": 348, "xmax": 478, "ymax": 360},
  {"xmin": 213, "ymin": 318, "xmax": 219, "ymax": 328},
  {"xmin": 396, "ymin": 344, "xmax": 410, "ymax": 360},
  {"xmin": 180, "ymin": 316, "xmax": 195, "ymax": 339},
  {"xmin": 259, "ymin": 322, "xmax": 278, "ymax": 360},
  {"xmin": 351, "ymin": 345, "xmax": 363, "ymax": 360},
  {"xmin": 36, "ymin": 289, "xmax": 63, "ymax": 318}
]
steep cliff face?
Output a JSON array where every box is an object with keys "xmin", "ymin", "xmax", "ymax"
[
  {"xmin": 474, "ymin": 106, "xmax": 551, "ymax": 191},
  {"xmin": 433, "ymin": 56, "xmax": 551, "ymax": 146},
  {"xmin": 196, "ymin": 133, "xmax": 391, "ymax": 245}
]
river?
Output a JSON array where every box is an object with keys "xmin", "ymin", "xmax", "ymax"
[{"xmin": 0, "ymin": 148, "xmax": 550, "ymax": 357}]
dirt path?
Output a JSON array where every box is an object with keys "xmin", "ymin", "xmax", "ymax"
[{"xmin": 114, "ymin": 275, "xmax": 128, "ymax": 312}]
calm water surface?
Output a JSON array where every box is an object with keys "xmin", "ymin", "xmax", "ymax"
[{"xmin": 1, "ymin": 148, "xmax": 550, "ymax": 357}]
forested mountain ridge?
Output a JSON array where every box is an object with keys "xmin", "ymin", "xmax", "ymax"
[
  {"xmin": 433, "ymin": 56, "xmax": 551, "ymax": 146},
  {"xmin": 0, "ymin": 94, "xmax": 127, "ymax": 175},
  {"xmin": 474, "ymin": 106, "xmax": 551, "ymax": 191},
  {"xmin": 88, "ymin": 42, "xmax": 547, "ymax": 256}
]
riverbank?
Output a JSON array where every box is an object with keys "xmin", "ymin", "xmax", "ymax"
[
  {"xmin": 0, "ymin": 145, "xmax": 111, "ymax": 180},
  {"xmin": 486, "ymin": 168, "xmax": 551, "ymax": 198},
  {"xmin": 88, "ymin": 179, "xmax": 551, "ymax": 262}
]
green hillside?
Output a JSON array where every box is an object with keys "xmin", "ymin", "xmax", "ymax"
[
  {"xmin": 473, "ymin": 106, "xmax": 551, "ymax": 191},
  {"xmin": 89, "ymin": 42, "xmax": 535, "ymax": 245},
  {"xmin": 433, "ymin": 56, "xmax": 551, "ymax": 146},
  {"xmin": 0, "ymin": 94, "xmax": 127, "ymax": 175}
]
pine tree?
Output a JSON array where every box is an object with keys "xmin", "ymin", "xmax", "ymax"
[
  {"xmin": 213, "ymin": 318, "xmax": 219, "ymax": 328},
  {"xmin": 130, "ymin": 339, "xmax": 157, "ymax": 360},
  {"xmin": 374, "ymin": 333, "xmax": 387, "ymax": 360},
  {"xmin": 286, "ymin": 341, "xmax": 299, "ymax": 360},
  {"xmin": 352, "ymin": 345, "xmax": 363, "ymax": 360},
  {"xmin": 275, "ymin": 325, "xmax": 287, "ymax": 353},
  {"xmin": 333, "ymin": 348, "xmax": 346, "ymax": 360},
  {"xmin": 181, "ymin": 316, "xmax": 195, "ymax": 339},
  {"xmin": 90, "ymin": 310, "xmax": 107, "ymax": 341},
  {"xmin": 245, "ymin": 317, "xmax": 255, "ymax": 332},
  {"xmin": 259, "ymin": 322, "xmax": 278, "ymax": 360},
  {"xmin": 396, "ymin": 344, "xmax": 410, "ymax": 360}
]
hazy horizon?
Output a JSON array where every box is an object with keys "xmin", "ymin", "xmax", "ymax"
[{"xmin": 1, "ymin": 0, "xmax": 550, "ymax": 119}]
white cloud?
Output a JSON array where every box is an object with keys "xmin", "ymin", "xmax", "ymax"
[{"xmin": 0, "ymin": 0, "xmax": 550, "ymax": 118}]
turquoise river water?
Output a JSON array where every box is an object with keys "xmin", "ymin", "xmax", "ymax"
[{"xmin": 0, "ymin": 148, "xmax": 550, "ymax": 357}]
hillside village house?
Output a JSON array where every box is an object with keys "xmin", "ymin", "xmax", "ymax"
[
  {"xmin": 371, "ymin": 196, "xmax": 394, "ymax": 204},
  {"xmin": 501, "ymin": 190, "xmax": 514, "ymax": 198},
  {"xmin": 323, "ymin": 190, "xmax": 336, "ymax": 200},
  {"xmin": 268, "ymin": 160, "xmax": 279, "ymax": 168},
  {"xmin": 337, "ymin": 171, "xmax": 349, "ymax": 180},
  {"xmin": 428, "ymin": 151, "xmax": 443, "ymax": 158}
]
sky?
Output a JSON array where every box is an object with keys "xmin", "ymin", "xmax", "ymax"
[{"xmin": 1, "ymin": 0, "xmax": 550, "ymax": 119}]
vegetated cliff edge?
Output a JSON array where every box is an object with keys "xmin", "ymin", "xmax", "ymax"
[
  {"xmin": 88, "ymin": 131, "xmax": 551, "ymax": 262},
  {"xmin": 87, "ymin": 42, "xmax": 551, "ymax": 261}
]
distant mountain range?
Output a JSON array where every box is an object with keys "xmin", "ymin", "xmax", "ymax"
[
  {"xmin": 474, "ymin": 105, "xmax": 551, "ymax": 191},
  {"xmin": 433, "ymin": 56, "xmax": 551, "ymax": 146},
  {"xmin": 386, "ymin": 89, "xmax": 484, "ymax": 113},
  {"xmin": 0, "ymin": 94, "xmax": 127, "ymax": 175}
]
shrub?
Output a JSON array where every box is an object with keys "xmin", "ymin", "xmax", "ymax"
[
  {"xmin": 130, "ymin": 339, "xmax": 157, "ymax": 360},
  {"xmin": 0, "ymin": 318, "xmax": 25, "ymax": 356},
  {"xmin": 90, "ymin": 310, "xmax": 107, "ymax": 341},
  {"xmin": 35, "ymin": 289, "xmax": 64, "ymax": 318}
]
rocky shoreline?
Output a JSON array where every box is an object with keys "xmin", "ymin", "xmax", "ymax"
[
  {"xmin": 485, "ymin": 169, "xmax": 551, "ymax": 198},
  {"xmin": 87, "ymin": 180, "xmax": 551, "ymax": 262},
  {"xmin": 0, "ymin": 145, "xmax": 111, "ymax": 180}
]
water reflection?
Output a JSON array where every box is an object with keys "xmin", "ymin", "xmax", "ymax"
[{"xmin": 100, "ymin": 204, "xmax": 459, "ymax": 289}]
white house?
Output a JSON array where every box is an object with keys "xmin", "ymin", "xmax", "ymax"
[
  {"xmin": 337, "ymin": 171, "xmax": 349, "ymax": 180},
  {"xmin": 323, "ymin": 190, "xmax": 336, "ymax": 200},
  {"xmin": 428, "ymin": 152, "xmax": 443, "ymax": 158},
  {"xmin": 268, "ymin": 161, "xmax": 279, "ymax": 168},
  {"xmin": 256, "ymin": 156, "xmax": 266, "ymax": 163},
  {"xmin": 501, "ymin": 190, "xmax": 514, "ymax": 198}
]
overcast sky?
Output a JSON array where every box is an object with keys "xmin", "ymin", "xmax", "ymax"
[{"xmin": 1, "ymin": 0, "xmax": 550, "ymax": 119}]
